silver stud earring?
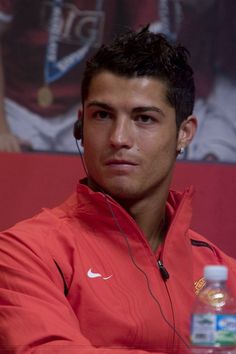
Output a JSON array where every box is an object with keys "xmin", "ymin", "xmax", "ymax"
[{"xmin": 179, "ymin": 147, "xmax": 185, "ymax": 155}]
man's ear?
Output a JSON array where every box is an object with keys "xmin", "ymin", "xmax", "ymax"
[{"xmin": 176, "ymin": 115, "xmax": 197, "ymax": 153}]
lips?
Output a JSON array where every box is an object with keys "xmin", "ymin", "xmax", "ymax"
[
  {"xmin": 104, "ymin": 158, "xmax": 139, "ymax": 175},
  {"xmin": 105, "ymin": 159, "xmax": 138, "ymax": 166}
]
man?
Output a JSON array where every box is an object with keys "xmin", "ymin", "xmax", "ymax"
[{"xmin": 0, "ymin": 26, "xmax": 236, "ymax": 354}]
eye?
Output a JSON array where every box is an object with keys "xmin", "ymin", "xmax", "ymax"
[
  {"xmin": 92, "ymin": 110, "xmax": 111, "ymax": 120},
  {"xmin": 135, "ymin": 115, "xmax": 156, "ymax": 124}
]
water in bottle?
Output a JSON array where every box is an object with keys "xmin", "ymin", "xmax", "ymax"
[{"xmin": 191, "ymin": 265, "xmax": 236, "ymax": 354}]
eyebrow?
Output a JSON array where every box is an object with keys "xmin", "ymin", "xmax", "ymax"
[
  {"xmin": 86, "ymin": 101, "xmax": 165, "ymax": 117},
  {"xmin": 132, "ymin": 106, "xmax": 165, "ymax": 117},
  {"xmin": 86, "ymin": 101, "xmax": 113, "ymax": 111}
]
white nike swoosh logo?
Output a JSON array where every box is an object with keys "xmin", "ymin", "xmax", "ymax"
[{"xmin": 87, "ymin": 268, "xmax": 112, "ymax": 280}]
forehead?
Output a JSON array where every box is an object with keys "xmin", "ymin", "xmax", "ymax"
[{"xmin": 85, "ymin": 70, "xmax": 171, "ymax": 108}]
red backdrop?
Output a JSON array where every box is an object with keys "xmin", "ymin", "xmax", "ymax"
[{"xmin": 0, "ymin": 152, "xmax": 235, "ymax": 258}]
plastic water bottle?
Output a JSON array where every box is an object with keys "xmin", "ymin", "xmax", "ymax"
[{"xmin": 191, "ymin": 265, "xmax": 236, "ymax": 354}]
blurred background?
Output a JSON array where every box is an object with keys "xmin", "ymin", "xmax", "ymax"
[{"xmin": 0, "ymin": 0, "xmax": 235, "ymax": 162}]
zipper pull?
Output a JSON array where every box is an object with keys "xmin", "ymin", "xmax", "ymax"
[{"xmin": 157, "ymin": 259, "xmax": 170, "ymax": 281}]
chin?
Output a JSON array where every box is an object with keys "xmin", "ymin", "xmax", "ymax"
[
  {"xmin": 90, "ymin": 175, "xmax": 140, "ymax": 200},
  {"xmin": 103, "ymin": 183, "xmax": 140, "ymax": 201}
]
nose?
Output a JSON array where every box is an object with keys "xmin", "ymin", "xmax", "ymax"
[{"xmin": 109, "ymin": 116, "xmax": 133, "ymax": 149}]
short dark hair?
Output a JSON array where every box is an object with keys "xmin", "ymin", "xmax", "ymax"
[{"xmin": 81, "ymin": 25, "xmax": 195, "ymax": 128}]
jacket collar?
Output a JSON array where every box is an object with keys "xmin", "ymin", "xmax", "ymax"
[{"xmin": 75, "ymin": 181, "xmax": 195, "ymax": 250}]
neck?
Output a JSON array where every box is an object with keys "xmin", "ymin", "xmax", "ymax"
[
  {"xmin": 86, "ymin": 177, "xmax": 169, "ymax": 252},
  {"xmin": 118, "ymin": 188, "xmax": 169, "ymax": 252}
]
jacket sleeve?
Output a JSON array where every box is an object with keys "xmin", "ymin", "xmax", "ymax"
[{"xmin": 0, "ymin": 229, "xmax": 167, "ymax": 354}]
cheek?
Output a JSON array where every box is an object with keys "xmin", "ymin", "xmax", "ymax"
[
  {"xmin": 83, "ymin": 134, "xmax": 106, "ymax": 174},
  {"xmin": 83, "ymin": 131, "xmax": 102, "ymax": 155},
  {"xmin": 142, "ymin": 134, "xmax": 176, "ymax": 158},
  {"xmin": 142, "ymin": 137, "xmax": 177, "ymax": 174},
  {"xmin": 84, "ymin": 124, "xmax": 108, "ymax": 148}
]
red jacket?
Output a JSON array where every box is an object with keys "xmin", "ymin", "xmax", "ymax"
[{"xmin": 0, "ymin": 182, "xmax": 236, "ymax": 353}]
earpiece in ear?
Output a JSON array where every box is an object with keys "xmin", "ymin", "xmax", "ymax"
[
  {"xmin": 73, "ymin": 120, "xmax": 83, "ymax": 140},
  {"xmin": 73, "ymin": 110, "xmax": 84, "ymax": 141}
]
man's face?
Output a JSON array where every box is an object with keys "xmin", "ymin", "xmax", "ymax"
[{"xmin": 83, "ymin": 71, "xmax": 181, "ymax": 202}]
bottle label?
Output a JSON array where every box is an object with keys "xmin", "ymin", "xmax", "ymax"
[{"xmin": 191, "ymin": 313, "xmax": 236, "ymax": 346}]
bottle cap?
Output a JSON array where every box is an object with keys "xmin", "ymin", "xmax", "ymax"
[{"xmin": 204, "ymin": 265, "xmax": 228, "ymax": 281}]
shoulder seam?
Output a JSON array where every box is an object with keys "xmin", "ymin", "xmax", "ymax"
[{"xmin": 190, "ymin": 238, "xmax": 215, "ymax": 253}]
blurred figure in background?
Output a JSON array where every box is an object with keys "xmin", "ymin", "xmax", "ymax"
[
  {"xmin": 185, "ymin": 0, "xmax": 236, "ymax": 162},
  {"xmin": 0, "ymin": 0, "xmax": 122, "ymax": 152}
]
